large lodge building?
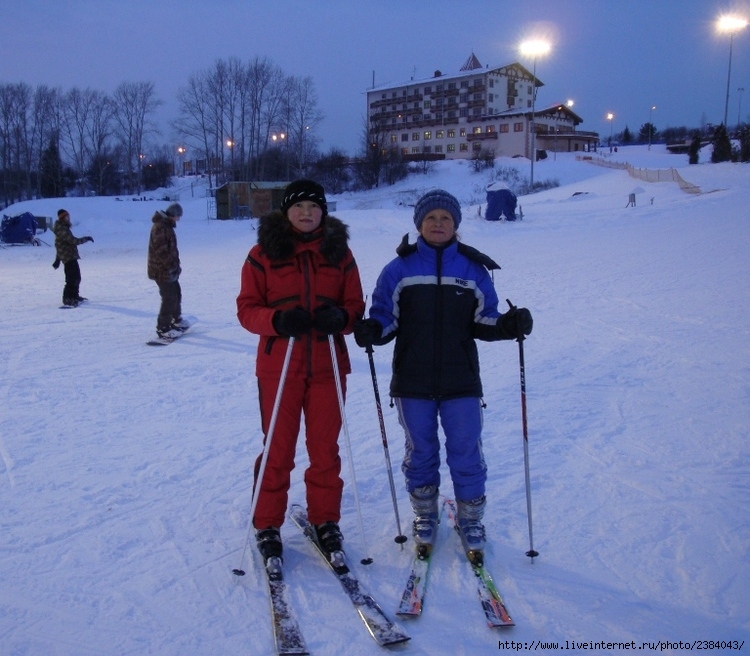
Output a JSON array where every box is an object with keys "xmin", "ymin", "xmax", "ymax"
[{"xmin": 366, "ymin": 53, "xmax": 600, "ymax": 161}]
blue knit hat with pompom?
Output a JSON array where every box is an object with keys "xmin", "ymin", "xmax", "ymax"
[{"xmin": 413, "ymin": 189, "xmax": 462, "ymax": 229}]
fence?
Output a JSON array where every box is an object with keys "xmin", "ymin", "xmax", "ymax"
[{"xmin": 577, "ymin": 156, "xmax": 701, "ymax": 194}]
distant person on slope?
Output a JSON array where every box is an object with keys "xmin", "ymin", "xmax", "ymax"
[
  {"xmin": 236, "ymin": 179, "xmax": 365, "ymax": 565},
  {"xmin": 353, "ymin": 189, "xmax": 533, "ymax": 563},
  {"xmin": 52, "ymin": 209, "xmax": 94, "ymax": 307},
  {"xmin": 147, "ymin": 203, "xmax": 187, "ymax": 340}
]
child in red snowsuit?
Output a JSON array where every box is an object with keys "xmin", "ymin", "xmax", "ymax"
[{"xmin": 236, "ymin": 179, "xmax": 365, "ymax": 563}]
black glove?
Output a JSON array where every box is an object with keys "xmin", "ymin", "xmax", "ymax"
[
  {"xmin": 272, "ymin": 306, "xmax": 312, "ymax": 337},
  {"xmin": 84, "ymin": 236, "xmax": 94, "ymax": 243},
  {"xmin": 498, "ymin": 306, "xmax": 533, "ymax": 339},
  {"xmin": 312, "ymin": 305, "xmax": 348, "ymax": 335},
  {"xmin": 52, "ymin": 258, "xmax": 60, "ymax": 269},
  {"xmin": 353, "ymin": 318, "xmax": 383, "ymax": 348}
]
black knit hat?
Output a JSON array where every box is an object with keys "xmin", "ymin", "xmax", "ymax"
[
  {"xmin": 165, "ymin": 203, "xmax": 183, "ymax": 218},
  {"xmin": 57, "ymin": 209, "xmax": 70, "ymax": 220},
  {"xmin": 280, "ymin": 179, "xmax": 328, "ymax": 216}
]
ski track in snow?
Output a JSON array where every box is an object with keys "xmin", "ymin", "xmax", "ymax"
[{"xmin": 1, "ymin": 148, "xmax": 749, "ymax": 654}]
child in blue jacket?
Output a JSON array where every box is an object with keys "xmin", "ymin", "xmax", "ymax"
[{"xmin": 354, "ymin": 189, "xmax": 532, "ymax": 562}]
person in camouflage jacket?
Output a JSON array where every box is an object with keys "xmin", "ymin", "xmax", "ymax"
[
  {"xmin": 52, "ymin": 209, "xmax": 93, "ymax": 307},
  {"xmin": 147, "ymin": 203, "xmax": 184, "ymax": 338}
]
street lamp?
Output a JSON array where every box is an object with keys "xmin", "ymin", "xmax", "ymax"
[
  {"xmin": 648, "ymin": 105, "xmax": 656, "ymax": 149},
  {"xmin": 606, "ymin": 113, "xmax": 614, "ymax": 151},
  {"xmin": 717, "ymin": 15, "xmax": 748, "ymax": 128},
  {"xmin": 519, "ymin": 39, "xmax": 551, "ymax": 191},
  {"xmin": 739, "ymin": 87, "xmax": 746, "ymax": 129}
]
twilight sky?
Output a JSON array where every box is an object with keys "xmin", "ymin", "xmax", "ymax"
[{"xmin": 2, "ymin": 0, "xmax": 749, "ymax": 156}]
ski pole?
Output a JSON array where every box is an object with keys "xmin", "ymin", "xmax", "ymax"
[
  {"xmin": 365, "ymin": 343, "xmax": 407, "ymax": 545},
  {"xmin": 506, "ymin": 299, "xmax": 539, "ymax": 561},
  {"xmin": 328, "ymin": 334, "xmax": 373, "ymax": 565},
  {"xmin": 233, "ymin": 336, "xmax": 296, "ymax": 577}
]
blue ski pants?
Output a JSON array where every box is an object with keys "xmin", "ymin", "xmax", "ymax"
[{"xmin": 395, "ymin": 396, "xmax": 487, "ymax": 502}]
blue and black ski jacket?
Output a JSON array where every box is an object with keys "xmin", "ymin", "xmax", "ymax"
[{"xmin": 369, "ymin": 234, "xmax": 507, "ymax": 400}]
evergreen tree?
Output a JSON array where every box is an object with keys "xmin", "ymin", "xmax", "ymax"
[
  {"xmin": 711, "ymin": 124, "xmax": 732, "ymax": 163},
  {"xmin": 688, "ymin": 133, "xmax": 701, "ymax": 165},
  {"xmin": 622, "ymin": 126, "xmax": 632, "ymax": 144},
  {"xmin": 39, "ymin": 137, "xmax": 64, "ymax": 198},
  {"xmin": 737, "ymin": 125, "xmax": 750, "ymax": 163}
]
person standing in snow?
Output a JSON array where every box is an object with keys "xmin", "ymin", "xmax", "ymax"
[
  {"xmin": 147, "ymin": 202, "xmax": 187, "ymax": 339},
  {"xmin": 236, "ymin": 179, "xmax": 365, "ymax": 564},
  {"xmin": 52, "ymin": 209, "xmax": 94, "ymax": 307},
  {"xmin": 353, "ymin": 189, "xmax": 533, "ymax": 563}
]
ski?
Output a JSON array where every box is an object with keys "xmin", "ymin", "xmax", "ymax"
[
  {"xmin": 288, "ymin": 504, "xmax": 410, "ymax": 647},
  {"xmin": 395, "ymin": 503, "xmax": 444, "ymax": 617},
  {"xmin": 263, "ymin": 556, "xmax": 309, "ymax": 655},
  {"xmin": 443, "ymin": 498, "xmax": 514, "ymax": 627}
]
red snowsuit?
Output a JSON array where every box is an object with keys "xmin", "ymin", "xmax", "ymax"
[{"xmin": 237, "ymin": 211, "xmax": 364, "ymax": 528}]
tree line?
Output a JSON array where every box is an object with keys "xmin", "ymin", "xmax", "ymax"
[{"xmin": 0, "ymin": 55, "xmax": 325, "ymax": 210}]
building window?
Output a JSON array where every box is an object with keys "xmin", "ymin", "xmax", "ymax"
[
  {"xmin": 460, "ymin": 108, "xmax": 468, "ymax": 117},
  {"xmin": 436, "ymin": 130, "xmax": 444, "ymax": 139},
  {"xmin": 424, "ymin": 100, "xmax": 431, "ymax": 108},
  {"xmin": 436, "ymin": 84, "xmax": 444, "ymax": 91},
  {"xmin": 390, "ymin": 134, "xmax": 397, "ymax": 143},
  {"xmin": 412, "ymin": 132, "xmax": 420, "ymax": 141},
  {"xmin": 460, "ymin": 128, "xmax": 466, "ymax": 137},
  {"xmin": 447, "ymin": 111, "xmax": 456, "ymax": 119},
  {"xmin": 402, "ymin": 147, "xmax": 409, "ymax": 155},
  {"xmin": 424, "ymin": 146, "xmax": 431, "ymax": 153},
  {"xmin": 473, "ymin": 92, "xmax": 483, "ymax": 101},
  {"xmin": 435, "ymin": 145, "xmax": 443, "ymax": 153},
  {"xmin": 489, "ymin": 79, "xmax": 494, "ymax": 88},
  {"xmin": 514, "ymin": 122, "xmax": 524, "ymax": 132},
  {"xmin": 460, "ymin": 143, "xmax": 469, "ymax": 152},
  {"xmin": 460, "ymin": 93, "xmax": 469, "ymax": 103},
  {"xmin": 424, "ymin": 86, "xmax": 432, "ymax": 94},
  {"xmin": 472, "ymin": 108, "xmax": 482, "ymax": 116},
  {"xmin": 473, "ymin": 126, "xmax": 482, "ymax": 134},
  {"xmin": 448, "ymin": 82, "xmax": 456, "ymax": 90},
  {"xmin": 401, "ymin": 133, "xmax": 409, "ymax": 141},
  {"xmin": 424, "ymin": 131, "xmax": 432, "ymax": 140},
  {"xmin": 447, "ymin": 144, "xmax": 456, "ymax": 152},
  {"xmin": 461, "ymin": 81, "xmax": 469, "ymax": 88},
  {"xmin": 472, "ymin": 142, "xmax": 482, "ymax": 151},
  {"xmin": 412, "ymin": 146, "xmax": 420, "ymax": 153},
  {"xmin": 447, "ymin": 129, "xmax": 455, "ymax": 138}
]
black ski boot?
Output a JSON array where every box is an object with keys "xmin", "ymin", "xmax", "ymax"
[{"xmin": 256, "ymin": 527, "xmax": 283, "ymax": 564}]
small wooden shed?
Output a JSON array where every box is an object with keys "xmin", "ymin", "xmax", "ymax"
[{"xmin": 214, "ymin": 181, "xmax": 288, "ymax": 219}]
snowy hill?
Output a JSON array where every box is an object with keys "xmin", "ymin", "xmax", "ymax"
[{"xmin": 1, "ymin": 147, "xmax": 749, "ymax": 655}]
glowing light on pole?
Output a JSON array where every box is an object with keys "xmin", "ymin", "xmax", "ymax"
[
  {"xmin": 717, "ymin": 15, "xmax": 748, "ymax": 127},
  {"xmin": 648, "ymin": 105, "xmax": 656, "ymax": 150},
  {"xmin": 607, "ymin": 113, "xmax": 614, "ymax": 151},
  {"xmin": 519, "ymin": 39, "xmax": 551, "ymax": 190}
]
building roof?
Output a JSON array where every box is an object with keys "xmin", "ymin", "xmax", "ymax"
[{"xmin": 368, "ymin": 57, "xmax": 543, "ymax": 93}]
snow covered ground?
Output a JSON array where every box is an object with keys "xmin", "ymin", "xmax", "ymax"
[{"xmin": 1, "ymin": 146, "xmax": 748, "ymax": 655}]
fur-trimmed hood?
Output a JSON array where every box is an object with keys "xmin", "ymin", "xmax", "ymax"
[{"xmin": 257, "ymin": 210, "xmax": 350, "ymax": 265}]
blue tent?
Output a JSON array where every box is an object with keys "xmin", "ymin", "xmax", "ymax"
[
  {"xmin": 1, "ymin": 212, "xmax": 39, "ymax": 244},
  {"xmin": 485, "ymin": 182, "xmax": 517, "ymax": 222}
]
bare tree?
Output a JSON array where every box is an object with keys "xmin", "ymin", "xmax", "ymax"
[
  {"xmin": 112, "ymin": 81, "xmax": 161, "ymax": 194},
  {"xmin": 0, "ymin": 83, "xmax": 35, "ymax": 204},
  {"xmin": 173, "ymin": 70, "xmax": 218, "ymax": 188},
  {"xmin": 285, "ymin": 76, "xmax": 323, "ymax": 177}
]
